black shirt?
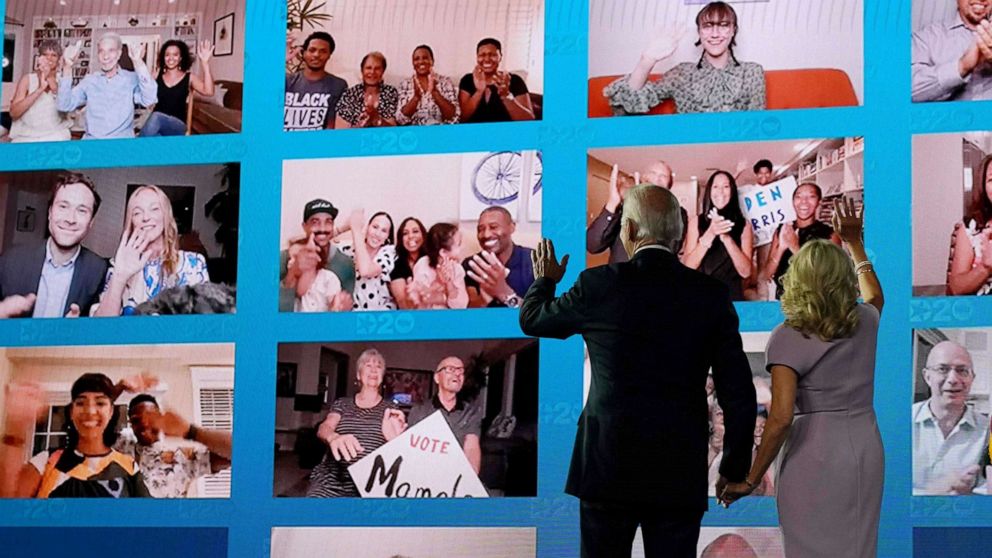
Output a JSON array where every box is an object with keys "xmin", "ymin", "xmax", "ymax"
[
  {"xmin": 458, "ymin": 73, "xmax": 529, "ymax": 123},
  {"xmin": 154, "ymin": 72, "xmax": 190, "ymax": 122}
]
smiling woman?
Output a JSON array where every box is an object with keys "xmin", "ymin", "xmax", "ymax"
[
  {"xmin": 0, "ymin": 374, "xmax": 150, "ymax": 498},
  {"xmin": 603, "ymin": 1, "xmax": 766, "ymax": 114},
  {"xmin": 93, "ymin": 185, "xmax": 210, "ymax": 316}
]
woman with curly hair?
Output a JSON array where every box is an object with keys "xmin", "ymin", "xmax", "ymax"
[
  {"xmin": 95, "ymin": 185, "xmax": 209, "ymax": 316},
  {"xmin": 719, "ymin": 198, "xmax": 884, "ymax": 558}
]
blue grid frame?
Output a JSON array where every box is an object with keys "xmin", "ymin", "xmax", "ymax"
[{"xmin": 0, "ymin": 1, "xmax": 989, "ymax": 556}]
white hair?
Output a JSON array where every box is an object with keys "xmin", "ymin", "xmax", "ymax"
[
  {"xmin": 98, "ymin": 32, "xmax": 123, "ymax": 50},
  {"xmin": 623, "ymin": 185, "xmax": 683, "ymax": 251}
]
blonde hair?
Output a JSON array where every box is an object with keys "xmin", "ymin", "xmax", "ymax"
[
  {"xmin": 120, "ymin": 185, "xmax": 180, "ymax": 306},
  {"xmin": 779, "ymin": 240, "xmax": 860, "ymax": 341}
]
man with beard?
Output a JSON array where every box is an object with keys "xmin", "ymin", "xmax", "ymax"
[
  {"xmin": 464, "ymin": 206, "xmax": 534, "ymax": 308},
  {"xmin": 0, "ymin": 174, "xmax": 107, "ymax": 318},
  {"xmin": 913, "ymin": 340, "xmax": 991, "ymax": 494},
  {"xmin": 913, "ymin": 0, "xmax": 992, "ymax": 102},
  {"xmin": 279, "ymin": 199, "xmax": 355, "ymax": 311},
  {"xmin": 758, "ymin": 182, "xmax": 841, "ymax": 299},
  {"xmin": 285, "ymin": 32, "xmax": 348, "ymax": 131},
  {"xmin": 406, "ymin": 356, "xmax": 482, "ymax": 474}
]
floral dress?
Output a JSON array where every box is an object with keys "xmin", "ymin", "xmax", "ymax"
[
  {"xmin": 104, "ymin": 250, "xmax": 210, "ymax": 315},
  {"xmin": 395, "ymin": 74, "xmax": 460, "ymax": 125}
]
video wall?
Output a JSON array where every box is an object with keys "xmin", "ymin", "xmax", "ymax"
[{"xmin": 0, "ymin": 0, "xmax": 990, "ymax": 556}]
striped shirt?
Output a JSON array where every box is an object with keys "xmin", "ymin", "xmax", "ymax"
[{"xmin": 307, "ymin": 396, "xmax": 397, "ymax": 497}]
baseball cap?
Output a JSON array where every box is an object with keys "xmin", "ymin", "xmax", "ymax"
[{"xmin": 303, "ymin": 199, "xmax": 338, "ymax": 221}]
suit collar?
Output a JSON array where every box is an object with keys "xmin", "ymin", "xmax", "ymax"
[{"xmin": 630, "ymin": 245, "xmax": 678, "ymax": 263}]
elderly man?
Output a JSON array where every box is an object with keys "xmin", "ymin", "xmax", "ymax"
[
  {"xmin": 587, "ymin": 160, "xmax": 690, "ymax": 263},
  {"xmin": 407, "ymin": 356, "xmax": 482, "ymax": 474},
  {"xmin": 913, "ymin": 340, "xmax": 991, "ymax": 495},
  {"xmin": 521, "ymin": 185, "xmax": 756, "ymax": 557},
  {"xmin": 57, "ymin": 33, "xmax": 157, "ymax": 138},
  {"xmin": 912, "ymin": 0, "xmax": 992, "ymax": 102}
]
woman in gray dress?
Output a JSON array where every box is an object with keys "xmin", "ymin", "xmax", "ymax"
[{"xmin": 719, "ymin": 198, "xmax": 884, "ymax": 558}]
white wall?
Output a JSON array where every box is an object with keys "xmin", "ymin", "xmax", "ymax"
[
  {"xmin": 912, "ymin": 133, "xmax": 967, "ymax": 288},
  {"xmin": 913, "ymin": 0, "xmax": 958, "ymax": 30},
  {"xmin": 281, "ymin": 153, "xmax": 541, "ymax": 256},
  {"xmin": 298, "ymin": 0, "xmax": 545, "ymax": 94},
  {"xmin": 589, "ymin": 0, "xmax": 864, "ymax": 103}
]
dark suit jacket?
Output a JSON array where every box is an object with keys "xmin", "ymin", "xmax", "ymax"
[
  {"xmin": 586, "ymin": 203, "xmax": 689, "ymax": 264},
  {"xmin": 520, "ymin": 248, "xmax": 755, "ymax": 511},
  {"xmin": 0, "ymin": 242, "xmax": 108, "ymax": 317}
]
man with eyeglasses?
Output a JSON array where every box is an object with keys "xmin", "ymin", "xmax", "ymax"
[
  {"xmin": 406, "ymin": 356, "xmax": 482, "ymax": 474},
  {"xmin": 912, "ymin": 340, "xmax": 991, "ymax": 494}
]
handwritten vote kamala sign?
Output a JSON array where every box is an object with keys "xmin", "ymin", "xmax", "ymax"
[
  {"xmin": 738, "ymin": 176, "xmax": 798, "ymax": 247},
  {"xmin": 349, "ymin": 410, "xmax": 489, "ymax": 498}
]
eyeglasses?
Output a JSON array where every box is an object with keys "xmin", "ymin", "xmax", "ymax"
[
  {"xmin": 925, "ymin": 365, "xmax": 975, "ymax": 378},
  {"xmin": 699, "ymin": 21, "xmax": 734, "ymax": 34},
  {"xmin": 437, "ymin": 365, "xmax": 465, "ymax": 376}
]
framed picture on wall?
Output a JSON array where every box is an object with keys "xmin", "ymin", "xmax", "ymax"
[
  {"xmin": 15, "ymin": 209, "xmax": 35, "ymax": 232},
  {"xmin": 213, "ymin": 12, "xmax": 235, "ymax": 56},
  {"xmin": 383, "ymin": 367, "xmax": 434, "ymax": 407}
]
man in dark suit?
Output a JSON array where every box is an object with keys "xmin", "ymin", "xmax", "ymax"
[
  {"xmin": 0, "ymin": 173, "xmax": 107, "ymax": 318},
  {"xmin": 521, "ymin": 185, "xmax": 756, "ymax": 557},
  {"xmin": 587, "ymin": 160, "xmax": 690, "ymax": 263}
]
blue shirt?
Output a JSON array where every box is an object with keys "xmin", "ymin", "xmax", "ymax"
[
  {"xmin": 912, "ymin": 13, "xmax": 992, "ymax": 102},
  {"xmin": 57, "ymin": 67, "xmax": 157, "ymax": 138},
  {"xmin": 33, "ymin": 240, "xmax": 80, "ymax": 318},
  {"xmin": 463, "ymin": 244, "xmax": 535, "ymax": 307}
]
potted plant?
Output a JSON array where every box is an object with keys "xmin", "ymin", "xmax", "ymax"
[{"xmin": 286, "ymin": 0, "xmax": 333, "ymax": 73}]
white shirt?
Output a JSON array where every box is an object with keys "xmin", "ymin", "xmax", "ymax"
[{"xmin": 912, "ymin": 400, "xmax": 990, "ymax": 494}]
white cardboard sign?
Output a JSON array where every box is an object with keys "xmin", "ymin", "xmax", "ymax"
[
  {"xmin": 738, "ymin": 176, "xmax": 799, "ymax": 247},
  {"xmin": 348, "ymin": 410, "xmax": 489, "ymax": 498}
]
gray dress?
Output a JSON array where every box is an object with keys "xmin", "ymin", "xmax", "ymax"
[{"xmin": 766, "ymin": 304, "xmax": 883, "ymax": 558}]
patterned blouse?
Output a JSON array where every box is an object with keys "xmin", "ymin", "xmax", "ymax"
[
  {"xmin": 104, "ymin": 250, "xmax": 210, "ymax": 315},
  {"xmin": 395, "ymin": 74, "xmax": 460, "ymax": 125},
  {"xmin": 336, "ymin": 83, "xmax": 400, "ymax": 127},
  {"xmin": 604, "ymin": 57, "xmax": 765, "ymax": 114},
  {"xmin": 116, "ymin": 430, "xmax": 212, "ymax": 498},
  {"xmin": 339, "ymin": 243, "xmax": 397, "ymax": 311}
]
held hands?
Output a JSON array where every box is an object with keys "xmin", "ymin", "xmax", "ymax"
[
  {"xmin": 329, "ymin": 433, "xmax": 364, "ymax": 462},
  {"xmin": 640, "ymin": 28, "xmax": 688, "ymax": 64},
  {"xmin": 962, "ymin": 21, "xmax": 992, "ymax": 76},
  {"xmin": 947, "ymin": 465, "xmax": 981, "ymax": 495},
  {"xmin": 830, "ymin": 197, "xmax": 863, "ymax": 245},
  {"xmin": 197, "ymin": 40, "xmax": 214, "ymax": 64},
  {"xmin": 531, "ymin": 238, "xmax": 569, "ymax": 284},
  {"xmin": 717, "ymin": 476, "xmax": 755, "ymax": 507}
]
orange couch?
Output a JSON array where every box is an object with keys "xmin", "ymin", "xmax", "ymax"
[{"xmin": 587, "ymin": 68, "xmax": 858, "ymax": 117}]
